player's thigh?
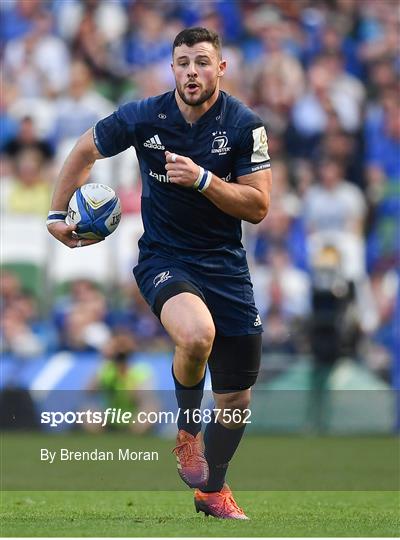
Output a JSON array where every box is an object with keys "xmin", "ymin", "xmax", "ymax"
[
  {"xmin": 134, "ymin": 255, "xmax": 201, "ymax": 318},
  {"xmin": 160, "ymin": 292, "xmax": 215, "ymax": 349},
  {"xmin": 133, "ymin": 255, "xmax": 215, "ymax": 348}
]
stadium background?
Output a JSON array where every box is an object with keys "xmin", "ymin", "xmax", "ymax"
[{"xmin": 1, "ymin": 0, "xmax": 399, "ymax": 438}]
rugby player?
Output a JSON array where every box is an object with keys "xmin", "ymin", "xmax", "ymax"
[{"xmin": 47, "ymin": 27, "xmax": 272, "ymax": 520}]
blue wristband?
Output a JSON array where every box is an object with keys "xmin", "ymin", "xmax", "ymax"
[
  {"xmin": 46, "ymin": 210, "xmax": 67, "ymax": 226},
  {"xmin": 197, "ymin": 169, "xmax": 209, "ymax": 191}
]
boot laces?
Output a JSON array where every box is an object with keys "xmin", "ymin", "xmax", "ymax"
[
  {"xmin": 172, "ymin": 440, "xmax": 195, "ymax": 461},
  {"xmin": 220, "ymin": 491, "xmax": 244, "ymax": 516}
]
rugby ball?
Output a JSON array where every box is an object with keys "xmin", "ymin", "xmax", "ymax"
[{"xmin": 67, "ymin": 183, "xmax": 121, "ymax": 240}]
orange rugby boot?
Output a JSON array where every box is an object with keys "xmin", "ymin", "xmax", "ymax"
[
  {"xmin": 172, "ymin": 430, "xmax": 209, "ymax": 488},
  {"xmin": 194, "ymin": 483, "xmax": 249, "ymax": 520}
]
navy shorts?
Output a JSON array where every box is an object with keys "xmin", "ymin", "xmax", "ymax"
[{"xmin": 133, "ymin": 254, "xmax": 263, "ymax": 337}]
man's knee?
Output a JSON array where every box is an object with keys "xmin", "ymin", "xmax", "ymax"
[
  {"xmin": 161, "ymin": 292, "xmax": 215, "ymax": 361},
  {"xmin": 175, "ymin": 322, "xmax": 215, "ymax": 360},
  {"xmin": 213, "ymin": 390, "xmax": 251, "ymax": 429},
  {"xmin": 214, "ymin": 389, "xmax": 251, "ymax": 413}
]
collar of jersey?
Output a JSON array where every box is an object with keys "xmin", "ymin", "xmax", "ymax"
[{"xmin": 169, "ymin": 90, "xmax": 225, "ymax": 126}]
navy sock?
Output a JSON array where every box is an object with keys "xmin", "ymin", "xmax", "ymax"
[
  {"xmin": 172, "ymin": 366, "xmax": 205, "ymax": 436},
  {"xmin": 203, "ymin": 412, "xmax": 246, "ymax": 492}
]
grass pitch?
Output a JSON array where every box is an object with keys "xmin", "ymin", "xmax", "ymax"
[
  {"xmin": 1, "ymin": 490, "xmax": 399, "ymax": 537},
  {"xmin": 2, "ymin": 432, "xmax": 398, "ymax": 491},
  {"xmin": 1, "ymin": 433, "xmax": 399, "ymax": 536}
]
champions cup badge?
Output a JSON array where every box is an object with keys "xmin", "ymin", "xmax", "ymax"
[{"xmin": 211, "ymin": 131, "xmax": 231, "ymax": 155}]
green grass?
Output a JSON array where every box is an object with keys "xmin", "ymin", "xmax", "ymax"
[
  {"xmin": 2, "ymin": 433, "xmax": 398, "ymax": 491},
  {"xmin": 1, "ymin": 433, "xmax": 399, "ymax": 536},
  {"xmin": 1, "ymin": 490, "xmax": 399, "ymax": 537}
]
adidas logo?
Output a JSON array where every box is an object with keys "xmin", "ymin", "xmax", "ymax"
[
  {"xmin": 253, "ymin": 314, "xmax": 262, "ymax": 327},
  {"xmin": 144, "ymin": 134, "xmax": 165, "ymax": 150}
]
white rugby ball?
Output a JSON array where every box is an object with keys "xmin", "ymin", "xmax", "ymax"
[{"xmin": 67, "ymin": 183, "xmax": 121, "ymax": 240}]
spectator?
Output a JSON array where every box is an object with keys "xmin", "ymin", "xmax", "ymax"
[
  {"xmin": 253, "ymin": 244, "xmax": 311, "ymax": 323},
  {"xmin": 67, "ymin": 0, "xmax": 128, "ymax": 99},
  {"xmin": 2, "ymin": 115, "xmax": 54, "ymax": 162},
  {"xmin": 52, "ymin": 60, "xmax": 114, "ymax": 145},
  {"xmin": 0, "ymin": 271, "xmax": 23, "ymax": 312},
  {"xmin": 358, "ymin": 0, "xmax": 399, "ymax": 65},
  {"xmin": 53, "ymin": 279, "xmax": 112, "ymax": 352},
  {"xmin": 51, "ymin": 59, "xmax": 116, "ymax": 185},
  {"xmin": 54, "ymin": 0, "xmax": 127, "ymax": 46},
  {"xmin": 365, "ymin": 85, "xmax": 400, "ymax": 200},
  {"xmin": 289, "ymin": 55, "xmax": 335, "ymax": 156},
  {"xmin": 289, "ymin": 51, "xmax": 365, "ymax": 158},
  {"xmin": 0, "ymin": 77, "xmax": 19, "ymax": 151},
  {"xmin": 61, "ymin": 304, "xmax": 111, "ymax": 352},
  {"xmin": 321, "ymin": 52, "xmax": 365, "ymax": 132},
  {"xmin": 303, "ymin": 157, "xmax": 366, "ymax": 235},
  {"xmin": 364, "ymin": 84, "xmax": 399, "ymax": 273},
  {"xmin": 250, "ymin": 203, "xmax": 308, "ymax": 271},
  {"xmin": 268, "ymin": 159, "xmax": 301, "ymax": 218},
  {"xmin": 367, "ymin": 58, "xmax": 398, "ymax": 101},
  {"xmin": 0, "ymin": 0, "xmax": 42, "ymax": 43},
  {"xmin": 89, "ymin": 329, "xmax": 157, "ymax": 433},
  {"xmin": 3, "ymin": 148, "xmax": 51, "ymax": 216},
  {"xmin": 365, "ymin": 268, "xmax": 399, "ymax": 382},
  {"xmin": 3, "ymin": 9, "xmax": 70, "ymax": 99},
  {"xmin": 249, "ymin": 6, "xmax": 305, "ymax": 132},
  {"xmin": 115, "ymin": 283, "xmax": 171, "ymax": 351},
  {"xmin": 262, "ymin": 306, "xmax": 296, "ymax": 355},
  {"xmin": 317, "ymin": 130, "xmax": 364, "ymax": 187},
  {"xmin": 0, "ymin": 288, "xmax": 53, "ymax": 358},
  {"xmin": 122, "ymin": 3, "xmax": 173, "ymax": 72},
  {"xmin": 252, "ymin": 243, "xmax": 311, "ymax": 354}
]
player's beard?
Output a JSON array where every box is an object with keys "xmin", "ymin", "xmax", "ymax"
[{"xmin": 176, "ymin": 81, "xmax": 218, "ymax": 107}]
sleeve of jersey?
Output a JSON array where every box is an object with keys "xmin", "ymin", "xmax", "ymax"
[
  {"xmin": 234, "ymin": 123, "xmax": 271, "ymax": 178},
  {"xmin": 93, "ymin": 103, "xmax": 136, "ymax": 157}
]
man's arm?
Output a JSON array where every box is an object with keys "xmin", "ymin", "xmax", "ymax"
[
  {"xmin": 201, "ymin": 169, "xmax": 271, "ymax": 224},
  {"xmin": 165, "ymin": 151, "xmax": 271, "ymax": 224},
  {"xmin": 47, "ymin": 128, "xmax": 105, "ymax": 248}
]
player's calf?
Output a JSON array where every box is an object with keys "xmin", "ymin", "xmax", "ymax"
[{"xmin": 202, "ymin": 389, "xmax": 251, "ymax": 493}]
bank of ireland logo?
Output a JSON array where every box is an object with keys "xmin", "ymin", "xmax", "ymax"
[
  {"xmin": 153, "ymin": 271, "xmax": 173, "ymax": 288},
  {"xmin": 149, "ymin": 169, "xmax": 170, "ymax": 183},
  {"xmin": 211, "ymin": 131, "xmax": 231, "ymax": 155}
]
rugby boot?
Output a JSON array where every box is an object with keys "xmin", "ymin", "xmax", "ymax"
[
  {"xmin": 172, "ymin": 430, "xmax": 209, "ymax": 488},
  {"xmin": 194, "ymin": 483, "xmax": 249, "ymax": 520}
]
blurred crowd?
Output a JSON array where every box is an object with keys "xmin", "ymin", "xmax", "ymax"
[{"xmin": 1, "ymin": 0, "xmax": 399, "ymax": 384}]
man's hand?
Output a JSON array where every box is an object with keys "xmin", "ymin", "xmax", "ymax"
[
  {"xmin": 165, "ymin": 150, "xmax": 200, "ymax": 188},
  {"xmin": 47, "ymin": 221, "xmax": 103, "ymax": 249}
]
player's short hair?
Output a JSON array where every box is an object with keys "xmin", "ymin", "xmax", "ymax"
[{"xmin": 172, "ymin": 27, "xmax": 222, "ymax": 59}]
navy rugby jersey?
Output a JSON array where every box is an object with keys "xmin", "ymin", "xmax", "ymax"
[{"xmin": 94, "ymin": 91, "xmax": 270, "ymax": 272}]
